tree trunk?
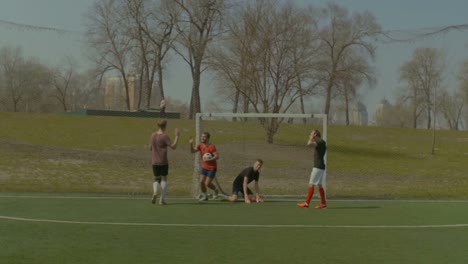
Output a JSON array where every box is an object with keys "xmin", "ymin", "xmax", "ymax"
[
  {"xmin": 427, "ymin": 108, "xmax": 431, "ymax": 129},
  {"xmin": 232, "ymin": 89, "xmax": 240, "ymax": 121},
  {"xmin": 190, "ymin": 66, "xmax": 201, "ymax": 119},
  {"xmin": 324, "ymin": 81, "xmax": 333, "ymax": 121}
]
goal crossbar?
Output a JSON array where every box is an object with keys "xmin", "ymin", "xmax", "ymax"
[
  {"xmin": 195, "ymin": 112, "xmax": 327, "ymax": 141},
  {"xmin": 196, "ymin": 112, "xmax": 327, "ymax": 119}
]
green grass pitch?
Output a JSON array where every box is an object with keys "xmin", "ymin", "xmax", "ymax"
[
  {"xmin": 1, "ymin": 112, "xmax": 468, "ymax": 263},
  {"xmin": 1, "ymin": 194, "xmax": 468, "ymax": 264}
]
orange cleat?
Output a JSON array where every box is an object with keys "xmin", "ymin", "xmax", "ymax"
[
  {"xmin": 315, "ymin": 204, "xmax": 327, "ymax": 209},
  {"xmin": 297, "ymin": 202, "xmax": 309, "ymax": 208}
]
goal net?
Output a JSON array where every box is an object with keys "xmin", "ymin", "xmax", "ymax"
[{"xmin": 192, "ymin": 112, "xmax": 328, "ymax": 199}]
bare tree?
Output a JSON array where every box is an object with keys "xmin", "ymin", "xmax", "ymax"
[
  {"xmin": 78, "ymin": 67, "xmax": 108, "ymax": 109},
  {"xmin": 399, "ymin": 47, "xmax": 445, "ymax": 129},
  {"xmin": 209, "ymin": 0, "xmax": 321, "ymax": 142},
  {"xmin": 459, "ymin": 58, "xmax": 468, "ymax": 129},
  {"xmin": 316, "ymin": 3, "xmax": 380, "ymax": 121},
  {"xmin": 338, "ymin": 78, "xmax": 360, "ymax": 126},
  {"xmin": 85, "ymin": 0, "xmax": 134, "ymax": 110},
  {"xmin": 335, "ymin": 49, "xmax": 375, "ymax": 125},
  {"xmin": 207, "ymin": 0, "xmax": 265, "ymax": 116},
  {"xmin": 0, "ymin": 46, "xmax": 28, "ymax": 112},
  {"xmin": 398, "ymin": 68, "xmax": 425, "ymax": 128},
  {"xmin": 0, "ymin": 46, "xmax": 49, "ymax": 112},
  {"xmin": 289, "ymin": 4, "xmax": 322, "ymax": 118},
  {"xmin": 461, "ymin": 59, "xmax": 468, "ymax": 101},
  {"xmin": 391, "ymin": 96, "xmax": 414, "ymax": 128},
  {"xmin": 49, "ymin": 56, "xmax": 80, "ymax": 111},
  {"xmin": 172, "ymin": 0, "xmax": 226, "ymax": 119},
  {"xmin": 439, "ymin": 90, "xmax": 464, "ymax": 130},
  {"xmin": 123, "ymin": 0, "xmax": 176, "ymax": 110}
]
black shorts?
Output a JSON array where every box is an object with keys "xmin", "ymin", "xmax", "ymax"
[
  {"xmin": 232, "ymin": 184, "xmax": 252, "ymax": 195},
  {"xmin": 152, "ymin": 164, "xmax": 169, "ymax": 177}
]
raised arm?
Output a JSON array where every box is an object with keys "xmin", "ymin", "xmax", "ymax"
[
  {"xmin": 189, "ymin": 137, "xmax": 198, "ymax": 153},
  {"xmin": 307, "ymin": 131, "xmax": 317, "ymax": 147},
  {"xmin": 169, "ymin": 128, "xmax": 180, "ymax": 150}
]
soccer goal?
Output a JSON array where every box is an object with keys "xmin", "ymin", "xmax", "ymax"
[{"xmin": 192, "ymin": 112, "xmax": 328, "ymax": 199}]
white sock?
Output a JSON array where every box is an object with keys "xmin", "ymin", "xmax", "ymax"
[
  {"xmin": 152, "ymin": 181, "xmax": 160, "ymax": 195},
  {"xmin": 160, "ymin": 181, "xmax": 168, "ymax": 201}
]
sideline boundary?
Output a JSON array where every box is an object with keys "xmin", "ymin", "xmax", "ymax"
[
  {"xmin": 1, "ymin": 195, "xmax": 468, "ymax": 229},
  {"xmin": 1, "ymin": 215, "xmax": 468, "ymax": 229},
  {"xmin": 1, "ymin": 194, "xmax": 468, "ymax": 203}
]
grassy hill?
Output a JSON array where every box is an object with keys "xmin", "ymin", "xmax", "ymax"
[{"xmin": 1, "ymin": 112, "xmax": 467, "ymax": 199}]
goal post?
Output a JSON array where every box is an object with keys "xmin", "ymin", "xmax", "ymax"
[{"xmin": 192, "ymin": 112, "xmax": 328, "ymax": 199}]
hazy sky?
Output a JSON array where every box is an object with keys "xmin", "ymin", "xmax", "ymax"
[{"xmin": 1, "ymin": 0, "xmax": 467, "ymax": 118}]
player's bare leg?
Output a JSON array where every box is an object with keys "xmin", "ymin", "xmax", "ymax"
[
  {"xmin": 151, "ymin": 176, "xmax": 161, "ymax": 204},
  {"xmin": 199, "ymin": 175, "xmax": 208, "ymax": 201},
  {"xmin": 205, "ymin": 177, "xmax": 219, "ymax": 198},
  {"xmin": 159, "ymin": 176, "xmax": 168, "ymax": 205}
]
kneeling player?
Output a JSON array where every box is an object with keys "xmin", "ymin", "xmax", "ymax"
[{"xmin": 228, "ymin": 159, "xmax": 264, "ymax": 203}]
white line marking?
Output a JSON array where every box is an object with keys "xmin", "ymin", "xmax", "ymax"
[
  {"xmin": 1, "ymin": 195, "xmax": 468, "ymax": 203},
  {"xmin": 0, "ymin": 195, "xmax": 148, "ymax": 200},
  {"xmin": 1, "ymin": 215, "xmax": 467, "ymax": 228}
]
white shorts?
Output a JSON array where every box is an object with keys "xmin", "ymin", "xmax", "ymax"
[{"xmin": 309, "ymin": 168, "xmax": 325, "ymax": 185}]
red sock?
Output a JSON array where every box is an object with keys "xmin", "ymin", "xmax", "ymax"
[
  {"xmin": 319, "ymin": 187, "xmax": 326, "ymax": 205},
  {"xmin": 305, "ymin": 186, "xmax": 314, "ymax": 204}
]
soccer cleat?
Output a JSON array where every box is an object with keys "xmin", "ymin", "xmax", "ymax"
[
  {"xmin": 315, "ymin": 204, "xmax": 327, "ymax": 209},
  {"xmin": 217, "ymin": 194, "xmax": 228, "ymax": 200},
  {"xmin": 212, "ymin": 189, "xmax": 219, "ymax": 199},
  {"xmin": 198, "ymin": 194, "xmax": 208, "ymax": 201},
  {"xmin": 297, "ymin": 202, "xmax": 309, "ymax": 208},
  {"xmin": 159, "ymin": 200, "xmax": 167, "ymax": 205},
  {"xmin": 151, "ymin": 194, "xmax": 157, "ymax": 204}
]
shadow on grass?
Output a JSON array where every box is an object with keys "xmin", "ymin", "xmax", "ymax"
[
  {"xmin": 166, "ymin": 199, "xmax": 298, "ymax": 206},
  {"xmin": 164, "ymin": 201, "xmax": 234, "ymax": 206},
  {"xmin": 327, "ymin": 206, "xmax": 380, "ymax": 210}
]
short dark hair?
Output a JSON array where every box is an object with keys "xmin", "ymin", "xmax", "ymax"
[
  {"xmin": 202, "ymin": 132, "xmax": 210, "ymax": 138},
  {"xmin": 256, "ymin": 158, "xmax": 264, "ymax": 164},
  {"xmin": 313, "ymin": 129, "xmax": 321, "ymax": 137},
  {"xmin": 157, "ymin": 119, "xmax": 167, "ymax": 129}
]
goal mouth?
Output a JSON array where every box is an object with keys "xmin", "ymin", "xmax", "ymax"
[{"xmin": 192, "ymin": 112, "xmax": 328, "ymax": 198}]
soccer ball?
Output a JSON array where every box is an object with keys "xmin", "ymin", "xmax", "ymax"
[{"xmin": 203, "ymin": 152, "xmax": 213, "ymax": 161}]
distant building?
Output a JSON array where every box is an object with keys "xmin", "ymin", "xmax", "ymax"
[
  {"xmin": 374, "ymin": 99, "xmax": 392, "ymax": 126},
  {"xmin": 104, "ymin": 73, "xmax": 142, "ymax": 111},
  {"xmin": 351, "ymin": 101, "xmax": 368, "ymax": 126},
  {"xmin": 104, "ymin": 77, "xmax": 123, "ymax": 110}
]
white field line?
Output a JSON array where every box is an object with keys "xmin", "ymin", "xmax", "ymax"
[
  {"xmin": 0, "ymin": 194, "xmax": 468, "ymax": 203},
  {"xmin": 1, "ymin": 195, "xmax": 467, "ymax": 228},
  {"xmin": 0, "ymin": 195, "xmax": 149, "ymax": 200},
  {"xmin": 0, "ymin": 215, "xmax": 467, "ymax": 229}
]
